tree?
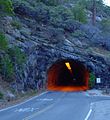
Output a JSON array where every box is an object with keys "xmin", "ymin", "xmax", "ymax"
[
  {"xmin": 8, "ymin": 46, "xmax": 26, "ymax": 92},
  {"xmin": 100, "ymin": 18, "xmax": 110, "ymax": 34},
  {"xmin": 71, "ymin": 4, "xmax": 87, "ymax": 23},
  {"xmin": 0, "ymin": 32, "xmax": 8, "ymax": 51},
  {"xmin": 92, "ymin": 0, "xmax": 96, "ymax": 25},
  {"xmin": 78, "ymin": 0, "xmax": 104, "ymax": 25},
  {"xmin": 0, "ymin": 0, "xmax": 14, "ymax": 16},
  {"xmin": 0, "ymin": 0, "xmax": 14, "ymax": 32},
  {"xmin": 0, "ymin": 55, "xmax": 14, "ymax": 82}
]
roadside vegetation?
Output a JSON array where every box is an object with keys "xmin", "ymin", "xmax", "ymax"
[
  {"xmin": 0, "ymin": 0, "xmax": 14, "ymax": 16},
  {"xmin": 0, "ymin": 92, "xmax": 3, "ymax": 99},
  {"xmin": 0, "ymin": 0, "xmax": 110, "ymax": 103},
  {"xmin": 0, "ymin": 32, "xmax": 26, "ymax": 83},
  {"xmin": 0, "ymin": 0, "xmax": 110, "ymax": 85},
  {"xmin": 89, "ymin": 73, "xmax": 96, "ymax": 89}
]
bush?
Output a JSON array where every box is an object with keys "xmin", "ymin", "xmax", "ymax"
[
  {"xmin": 77, "ymin": 0, "xmax": 110, "ymax": 17},
  {"xmin": 0, "ymin": 46, "xmax": 26, "ymax": 82},
  {"xmin": 0, "ymin": 0, "xmax": 14, "ymax": 16},
  {"xmin": 36, "ymin": 0, "xmax": 61, "ymax": 6},
  {"xmin": 103, "ymin": 6, "xmax": 110, "ymax": 17},
  {"xmin": 72, "ymin": 30, "xmax": 86, "ymax": 38},
  {"xmin": 11, "ymin": 21, "xmax": 21, "ymax": 29},
  {"xmin": 89, "ymin": 73, "xmax": 96, "ymax": 89},
  {"xmin": 100, "ymin": 19, "xmax": 110, "ymax": 34},
  {"xmin": 0, "ymin": 92, "xmax": 3, "ymax": 99},
  {"xmin": 8, "ymin": 46, "xmax": 26, "ymax": 65},
  {"xmin": 0, "ymin": 55, "xmax": 14, "ymax": 82},
  {"xmin": 71, "ymin": 4, "xmax": 87, "ymax": 23},
  {"xmin": 0, "ymin": 33, "xmax": 14, "ymax": 82},
  {"xmin": 49, "ymin": 5, "xmax": 74, "ymax": 26},
  {"xmin": 0, "ymin": 32, "xmax": 8, "ymax": 51},
  {"xmin": 0, "ymin": 33, "xmax": 26, "ymax": 82}
]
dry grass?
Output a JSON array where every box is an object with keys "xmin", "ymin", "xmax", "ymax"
[{"xmin": 0, "ymin": 76, "xmax": 46, "ymax": 110}]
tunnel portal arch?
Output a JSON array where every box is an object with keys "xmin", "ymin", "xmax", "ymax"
[{"xmin": 47, "ymin": 59, "xmax": 89, "ymax": 91}]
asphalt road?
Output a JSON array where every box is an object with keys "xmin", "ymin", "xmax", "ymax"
[{"xmin": 0, "ymin": 91, "xmax": 109, "ymax": 120}]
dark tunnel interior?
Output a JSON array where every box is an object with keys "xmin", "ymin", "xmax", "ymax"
[{"xmin": 47, "ymin": 60, "xmax": 89, "ymax": 91}]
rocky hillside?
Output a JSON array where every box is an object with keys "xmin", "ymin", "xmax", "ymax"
[{"xmin": 0, "ymin": 0, "xmax": 110, "ymax": 101}]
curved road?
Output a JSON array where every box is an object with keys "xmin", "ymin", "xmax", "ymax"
[{"xmin": 0, "ymin": 91, "xmax": 109, "ymax": 120}]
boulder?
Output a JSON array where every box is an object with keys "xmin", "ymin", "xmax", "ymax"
[{"xmin": 6, "ymin": 91, "xmax": 15, "ymax": 102}]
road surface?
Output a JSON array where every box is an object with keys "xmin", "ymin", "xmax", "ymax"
[{"xmin": 0, "ymin": 91, "xmax": 109, "ymax": 120}]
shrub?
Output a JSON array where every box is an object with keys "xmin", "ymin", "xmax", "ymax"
[
  {"xmin": 36, "ymin": 0, "xmax": 61, "ymax": 6},
  {"xmin": 0, "ymin": 33, "xmax": 14, "ymax": 82},
  {"xmin": 0, "ymin": 46, "xmax": 26, "ymax": 82},
  {"xmin": 0, "ymin": 0, "xmax": 14, "ymax": 16},
  {"xmin": 103, "ymin": 5, "xmax": 110, "ymax": 17},
  {"xmin": 0, "ymin": 33, "xmax": 26, "ymax": 82},
  {"xmin": 11, "ymin": 21, "xmax": 21, "ymax": 29},
  {"xmin": 71, "ymin": 4, "xmax": 87, "ymax": 23},
  {"xmin": 77, "ymin": 0, "xmax": 110, "ymax": 18},
  {"xmin": 72, "ymin": 30, "xmax": 86, "ymax": 38},
  {"xmin": 0, "ymin": 32, "xmax": 8, "ymax": 51},
  {"xmin": 50, "ymin": 5, "xmax": 74, "ymax": 25},
  {"xmin": 0, "ymin": 55, "xmax": 14, "ymax": 82},
  {"xmin": 89, "ymin": 73, "xmax": 96, "ymax": 89},
  {"xmin": 100, "ymin": 19, "xmax": 110, "ymax": 34},
  {"xmin": 0, "ymin": 92, "xmax": 3, "ymax": 99},
  {"xmin": 8, "ymin": 46, "xmax": 26, "ymax": 65},
  {"xmin": 34, "ymin": 2, "xmax": 50, "ymax": 23}
]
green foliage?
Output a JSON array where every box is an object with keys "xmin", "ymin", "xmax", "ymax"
[
  {"xmin": 0, "ymin": 55, "xmax": 14, "ymax": 82},
  {"xmin": 72, "ymin": 30, "xmax": 86, "ymax": 38},
  {"xmin": 71, "ymin": 4, "xmax": 87, "ymax": 23},
  {"xmin": 0, "ymin": 45, "xmax": 26, "ymax": 82},
  {"xmin": 77, "ymin": 0, "xmax": 110, "ymax": 17},
  {"xmin": 8, "ymin": 46, "xmax": 26, "ymax": 65},
  {"xmin": 100, "ymin": 19, "xmax": 110, "ymax": 34},
  {"xmin": 0, "ymin": 0, "xmax": 14, "ymax": 16},
  {"xmin": 0, "ymin": 33, "xmax": 26, "ymax": 82},
  {"xmin": 12, "ymin": 0, "xmax": 34, "ymax": 9},
  {"xmin": 0, "ymin": 32, "xmax": 8, "ymax": 51},
  {"xmin": 103, "ymin": 6, "xmax": 110, "ymax": 17},
  {"xmin": 11, "ymin": 21, "xmax": 21, "ymax": 29},
  {"xmin": 89, "ymin": 73, "xmax": 96, "ymax": 89},
  {"xmin": 0, "ymin": 92, "xmax": 3, "ymax": 99},
  {"xmin": 43, "ymin": 0, "xmax": 60, "ymax": 6},
  {"xmin": 33, "ymin": 0, "xmax": 73, "ymax": 6},
  {"xmin": 13, "ymin": 0, "xmax": 71, "ymax": 8},
  {"xmin": 50, "ymin": 5, "xmax": 73, "ymax": 24},
  {"xmin": 35, "ymin": 0, "xmax": 61, "ymax": 6},
  {"xmin": 78, "ymin": 0, "xmax": 103, "ymax": 9},
  {"xmin": 14, "ymin": 47, "xmax": 26, "ymax": 64},
  {"xmin": 0, "ymin": 33, "xmax": 14, "ymax": 82},
  {"xmin": 10, "ymin": 87, "xmax": 16, "ymax": 94}
]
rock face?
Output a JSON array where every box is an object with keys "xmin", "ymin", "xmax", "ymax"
[{"xmin": 1, "ymin": 3, "xmax": 110, "ymax": 91}]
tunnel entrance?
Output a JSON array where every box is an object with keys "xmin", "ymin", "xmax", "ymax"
[{"xmin": 47, "ymin": 60, "xmax": 89, "ymax": 91}]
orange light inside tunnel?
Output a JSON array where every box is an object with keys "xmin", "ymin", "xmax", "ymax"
[
  {"xmin": 65, "ymin": 62, "xmax": 72, "ymax": 73},
  {"xmin": 47, "ymin": 60, "xmax": 89, "ymax": 92},
  {"xmin": 65, "ymin": 62, "xmax": 71, "ymax": 70}
]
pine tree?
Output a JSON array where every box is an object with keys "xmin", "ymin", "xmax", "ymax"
[
  {"xmin": 0, "ymin": 0, "xmax": 14, "ymax": 16},
  {"xmin": 92, "ymin": 0, "xmax": 96, "ymax": 25},
  {"xmin": 71, "ymin": 4, "xmax": 87, "ymax": 23}
]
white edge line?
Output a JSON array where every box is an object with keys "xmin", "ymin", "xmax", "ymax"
[
  {"xmin": 0, "ymin": 91, "xmax": 48, "ymax": 112},
  {"xmin": 84, "ymin": 109, "xmax": 92, "ymax": 120},
  {"xmin": 84, "ymin": 103, "xmax": 93, "ymax": 120}
]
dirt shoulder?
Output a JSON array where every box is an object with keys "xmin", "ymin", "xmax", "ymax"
[{"xmin": 0, "ymin": 89, "xmax": 46, "ymax": 110}]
